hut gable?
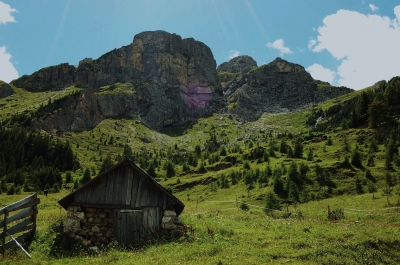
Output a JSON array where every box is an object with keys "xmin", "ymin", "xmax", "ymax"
[
  {"xmin": 58, "ymin": 157, "xmax": 185, "ymax": 246},
  {"xmin": 58, "ymin": 157, "xmax": 184, "ymax": 214}
]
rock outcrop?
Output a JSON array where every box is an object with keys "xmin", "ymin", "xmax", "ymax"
[
  {"xmin": 11, "ymin": 64, "xmax": 76, "ymax": 91},
  {"xmin": 12, "ymin": 30, "xmax": 221, "ymax": 93},
  {"xmin": 221, "ymin": 57, "xmax": 353, "ymax": 121},
  {"xmin": 0, "ymin": 81, "xmax": 14, "ymax": 99},
  {"xmin": 217, "ymin": 55, "xmax": 257, "ymax": 73},
  {"xmin": 20, "ymin": 31, "xmax": 222, "ymax": 132},
  {"xmin": 12, "ymin": 32, "xmax": 354, "ymax": 132}
]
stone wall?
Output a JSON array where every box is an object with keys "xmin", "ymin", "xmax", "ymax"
[
  {"xmin": 63, "ymin": 206, "xmax": 116, "ymax": 246},
  {"xmin": 64, "ymin": 207, "xmax": 185, "ymax": 246},
  {"xmin": 161, "ymin": 210, "xmax": 184, "ymax": 238}
]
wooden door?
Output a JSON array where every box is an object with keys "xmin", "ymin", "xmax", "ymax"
[
  {"xmin": 142, "ymin": 207, "xmax": 161, "ymax": 238},
  {"xmin": 114, "ymin": 209, "xmax": 143, "ymax": 245}
]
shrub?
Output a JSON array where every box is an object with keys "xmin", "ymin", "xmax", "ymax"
[
  {"xmin": 328, "ymin": 208, "xmax": 344, "ymax": 221},
  {"xmin": 7, "ymin": 184, "xmax": 15, "ymax": 195},
  {"xmin": 240, "ymin": 201, "xmax": 249, "ymax": 211}
]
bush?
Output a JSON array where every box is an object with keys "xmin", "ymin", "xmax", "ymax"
[
  {"xmin": 328, "ymin": 208, "xmax": 344, "ymax": 221},
  {"xmin": 7, "ymin": 184, "xmax": 15, "ymax": 195},
  {"xmin": 65, "ymin": 172, "xmax": 72, "ymax": 183},
  {"xmin": 240, "ymin": 201, "xmax": 249, "ymax": 211}
]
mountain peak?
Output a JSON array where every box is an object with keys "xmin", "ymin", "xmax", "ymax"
[
  {"xmin": 267, "ymin": 57, "xmax": 306, "ymax": 73},
  {"xmin": 217, "ymin": 55, "xmax": 258, "ymax": 73}
]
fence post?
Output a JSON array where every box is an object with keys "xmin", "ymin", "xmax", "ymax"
[
  {"xmin": 327, "ymin": 205, "xmax": 331, "ymax": 220},
  {"xmin": 2, "ymin": 209, "xmax": 8, "ymax": 257},
  {"xmin": 32, "ymin": 194, "xmax": 37, "ymax": 237}
]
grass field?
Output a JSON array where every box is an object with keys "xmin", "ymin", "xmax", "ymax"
[
  {"xmin": 1, "ymin": 188, "xmax": 400, "ymax": 265},
  {"xmin": 1, "ymin": 85, "xmax": 400, "ymax": 264}
]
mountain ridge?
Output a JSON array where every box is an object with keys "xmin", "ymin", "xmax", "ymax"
[{"xmin": 9, "ymin": 30, "xmax": 353, "ymax": 132}]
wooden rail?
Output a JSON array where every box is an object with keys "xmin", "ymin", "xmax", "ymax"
[{"xmin": 0, "ymin": 194, "xmax": 40, "ymax": 257}]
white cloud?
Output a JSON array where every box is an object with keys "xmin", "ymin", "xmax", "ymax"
[
  {"xmin": 311, "ymin": 6, "xmax": 400, "ymax": 89},
  {"xmin": 266, "ymin": 39, "xmax": 293, "ymax": 56},
  {"xmin": 369, "ymin": 4, "xmax": 378, "ymax": 12},
  {"xmin": 0, "ymin": 1, "xmax": 17, "ymax": 24},
  {"xmin": 229, "ymin": 50, "xmax": 240, "ymax": 59},
  {"xmin": 0, "ymin": 2, "xmax": 18, "ymax": 82},
  {"xmin": 308, "ymin": 39, "xmax": 317, "ymax": 50},
  {"xmin": 306, "ymin": 63, "xmax": 336, "ymax": 84},
  {"xmin": 0, "ymin": 46, "xmax": 18, "ymax": 82}
]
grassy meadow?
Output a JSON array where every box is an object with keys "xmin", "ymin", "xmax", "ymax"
[
  {"xmin": 1, "ymin": 188, "xmax": 400, "ymax": 264},
  {"xmin": 1, "ymin": 85, "xmax": 400, "ymax": 264}
]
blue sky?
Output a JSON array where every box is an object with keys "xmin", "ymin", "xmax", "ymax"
[{"xmin": 1, "ymin": 1, "xmax": 399, "ymax": 90}]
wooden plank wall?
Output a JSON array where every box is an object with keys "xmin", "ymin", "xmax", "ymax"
[{"xmin": 74, "ymin": 164, "xmax": 168, "ymax": 209}]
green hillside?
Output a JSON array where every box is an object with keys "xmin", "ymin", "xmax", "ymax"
[{"xmin": 1, "ymin": 77, "xmax": 400, "ymax": 264}]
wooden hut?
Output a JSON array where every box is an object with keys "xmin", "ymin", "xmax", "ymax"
[{"xmin": 58, "ymin": 157, "xmax": 185, "ymax": 246}]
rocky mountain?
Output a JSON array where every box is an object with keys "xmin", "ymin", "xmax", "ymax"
[
  {"xmin": 10, "ymin": 31, "xmax": 353, "ymax": 132},
  {"xmin": 217, "ymin": 55, "xmax": 257, "ymax": 73},
  {"xmin": 218, "ymin": 57, "xmax": 353, "ymax": 121},
  {"xmin": 12, "ymin": 31, "xmax": 222, "ymax": 131},
  {"xmin": 0, "ymin": 81, "xmax": 14, "ymax": 99}
]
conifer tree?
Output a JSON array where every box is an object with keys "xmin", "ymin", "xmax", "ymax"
[
  {"xmin": 265, "ymin": 191, "xmax": 281, "ymax": 214},
  {"xmin": 99, "ymin": 154, "xmax": 113, "ymax": 174},
  {"xmin": 81, "ymin": 168, "xmax": 91, "ymax": 184}
]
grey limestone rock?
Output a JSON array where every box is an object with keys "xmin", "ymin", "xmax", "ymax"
[
  {"xmin": 217, "ymin": 55, "xmax": 258, "ymax": 73},
  {"xmin": 223, "ymin": 57, "xmax": 353, "ymax": 121}
]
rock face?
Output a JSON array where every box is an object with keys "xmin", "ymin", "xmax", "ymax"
[
  {"xmin": 12, "ymin": 30, "xmax": 220, "ymax": 93},
  {"xmin": 12, "ymin": 31, "xmax": 353, "ymax": 132},
  {"xmin": 11, "ymin": 64, "xmax": 76, "ymax": 91},
  {"xmin": 0, "ymin": 81, "xmax": 14, "ymax": 99},
  {"xmin": 221, "ymin": 57, "xmax": 353, "ymax": 121},
  {"xmin": 20, "ymin": 31, "xmax": 222, "ymax": 131},
  {"xmin": 217, "ymin": 55, "xmax": 257, "ymax": 73}
]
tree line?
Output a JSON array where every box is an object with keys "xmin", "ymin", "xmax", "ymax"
[{"xmin": 0, "ymin": 126, "xmax": 78, "ymax": 194}]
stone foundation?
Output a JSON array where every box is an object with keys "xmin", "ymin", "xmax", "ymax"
[
  {"xmin": 64, "ymin": 207, "xmax": 185, "ymax": 246},
  {"xmin": 64, "ymin": 206, "xmax": 116, "ymax": 246},
  {"xmin": 162, "ymin": 210, "xmax": 185, "ymax": 237}
]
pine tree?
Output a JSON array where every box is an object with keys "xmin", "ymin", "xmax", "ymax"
[
  {"xmin": 81, "ymin": 168, "xmax": 91, "ymax": 184},
  {"xmin": 293, "ymin": 138, "xmax": 303, "ymax": 158},
  {"xmin": 367, "ymin": 181, "xmax": 377, "ymax": 199},
  {"xmin": 166, "ymin": 160, "xmax": 176, "ymax": 178},
  {"xmin": 307, "ymin": 148, "xmax": 313, "ymax": 161},
  {"xmin": 351, "ymin": 147, "xmax": 362, "ymax": 167},
  {"xmin": 99, "ymin": 154, "xmax": 113, "ymax": 174},
  {"xmin": 220, "ymin": 174, "xmax": 229, "ymax": 188},
  {"xmin": 288, "ymin": 181, "xmax": 300, "ymax": 203},
  {"xmin": 65, "ymin": 172, "xmax": 72, "ymax": 183},
  {"xmin": 355, "ymin": 177, "xmax": 363, "ymax": 194},
  {"xmin": 123, "ymin": 144, "xmax": 132, "ymax": 157},
  {"xmin": 265, "ymin": 191, "xmax": 281, "ymax": 214},
  {"xmin": 273, "ymin": 175, "xmax": 284, "ymax": 195}
]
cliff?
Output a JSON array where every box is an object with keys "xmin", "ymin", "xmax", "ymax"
[
  {"xmin": 19, "ymin": 31, "xmax": 222, "ymax": 131},
  {"xmin": 219, "ymin": 57, "xmax": 353, "ymax": 121}
]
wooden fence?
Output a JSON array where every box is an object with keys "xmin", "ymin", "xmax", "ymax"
[{"xmin": 0, "ymin": 193, "xmax": 40, "ymax": 256}]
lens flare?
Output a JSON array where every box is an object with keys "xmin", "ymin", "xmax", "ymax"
[{"xmin": 183, "ymin": 82, "xmax": 212, "ymax": 110}]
